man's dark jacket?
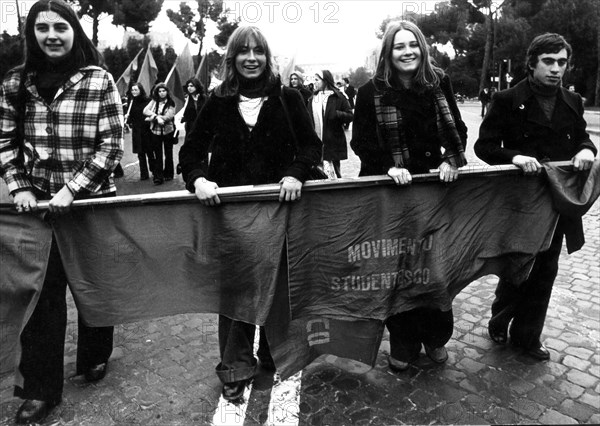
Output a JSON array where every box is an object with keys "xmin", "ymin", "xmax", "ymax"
[{"xmin": 475, "ymin": 77, "xmax": 597, "ymax": 252}]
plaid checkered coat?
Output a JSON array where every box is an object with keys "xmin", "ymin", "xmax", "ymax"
[{"xmin": 0, "ymin": 66, "xmax": 124, "ymax": 197}]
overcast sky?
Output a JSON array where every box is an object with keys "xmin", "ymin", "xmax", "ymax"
[{"xmin": 0, "ymin": 1, "xmax": 443, "ymax": 70}]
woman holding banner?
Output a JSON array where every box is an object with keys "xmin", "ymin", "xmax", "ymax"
[
  {"xmin": 0, "ymin": 0, "xmax": 123, "ymax": 423},
  {"xmin": 350, "ymin": 21, "xmax": 468, "ymax": 372},
  {"xmin": 179, "ymin": 26, "xmax": 322, "ymax": 401}
]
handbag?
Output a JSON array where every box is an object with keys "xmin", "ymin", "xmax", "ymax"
[{"xmin": 279, "ymin": 90, "xmax": 329, "ymax": 180}]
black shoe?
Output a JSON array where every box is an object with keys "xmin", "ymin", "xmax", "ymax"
[
  {"xmin": 16, "ymin": 399, "xmax": 59, "ymax": 424},
  {"xmin": 424, "ymin": 345, "xmax": 449, "ymax": 363},
  {"xmin": 140, "ymin": 174, "xmax": 149, "ymax": 181},
  {"xmin": 488, "ymin": 319, "xmax": 509, "ymax": 344},
  {"xmin": 153, "ymin": 177, "xmax": 164, "ymax": 185},
  {"xmin": 523, "ymin": 344, "xmax": 550, "ymax": 361},
  {"xmin": 85, "ymin": 362, "xmax": 107, "ymax": 382},
  {"xmin": 222, "ymin": 380, "xmax": 248, "ymax": 401},
  {"xmin": 113, "ymin": 164, "xmax": 124, "ymax": 178}
]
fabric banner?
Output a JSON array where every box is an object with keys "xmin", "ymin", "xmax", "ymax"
[
  {"xmin": 267, "ymin": 171, "xmax": 561, "ymax": 379},
  {"xmin": 53, "ymin": 200, "xmax": 288, "ymax": 327},
  {"xmin": 1, "ymin": 163, "xmax": 597, "ymax": 380},
  {"xmin": 0, "ymin": 211, "xmax": 52, "ymax": 378}
]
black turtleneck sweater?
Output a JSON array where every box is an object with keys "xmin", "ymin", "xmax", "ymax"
[
  {"xmin": 528, "ymin": 75, "xmax": 558, "ymax": 122},
  {"xmin": 35, "ymin": 57, "xmax": 77, "ymax": 104}
]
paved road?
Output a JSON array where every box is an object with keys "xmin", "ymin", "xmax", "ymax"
[{"xmin": 1, "ymin": 102, "xmax": 599, "ymax": 425}]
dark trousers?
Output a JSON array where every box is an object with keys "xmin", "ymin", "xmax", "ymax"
[
  {"xmin": 331, "ymin": 160, "xmax": 342, "ymax": 178},
  {"xmin": 490, "ymin": 225, "xmax": 564, "ymax": 349},
  {"xmin": 151, "ymin": 132, "xmax": 174, "ymax": 180},
  {"xmin": 216, "ymin": 315, "xmax": 272, "ymax": 384},
  {"xmin": 14, "ymin": 238, "xmax": 113, "ymax": 403},
  {"xmin": 481, "ymin": 102, "xmax": 488, "ymax": 117},
  {"xmin": 137, "ymin": 151, "xmax": 153, "ymax": 178},
  {"xmin": 386, "ymin": 307, "xmax": 454, "ymax": 362}
]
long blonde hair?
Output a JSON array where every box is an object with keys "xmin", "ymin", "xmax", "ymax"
[
  {"xmin": 375, "ymin": 21, "xmax": 443, "ymax": 90},
  {"xmin": 215, "ymin": 26, "xmax": 276, "ymax": 97}
]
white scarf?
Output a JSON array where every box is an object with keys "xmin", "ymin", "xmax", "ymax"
[
  {"xmin": 238, "ymin": 95, "xmax": 266, "ymax": 131},
  {"xmin": 311, "ymin": 90, "xmax": 333, "ymax": 139}
]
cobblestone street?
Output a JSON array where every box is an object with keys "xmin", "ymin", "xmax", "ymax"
[{"xmin": 1, "ymin": 102, "xmax": 599, "ymax": 425}]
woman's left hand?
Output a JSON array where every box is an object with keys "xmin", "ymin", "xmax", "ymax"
[
  {"xmin": 279, "ymin": 176, "xmax": 302, "ymax": 202},
  {"xmin": 48, "ymin": 186, "xmax": 75, "ymax": 214},
  {"xmin": 439, "ymin": 162, "xmax": 459, "ymax": 183}
]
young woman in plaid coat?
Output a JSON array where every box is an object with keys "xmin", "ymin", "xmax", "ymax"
[{"xmin": 0, "ymin": 0, "xmax": 123, "ymax": 423}]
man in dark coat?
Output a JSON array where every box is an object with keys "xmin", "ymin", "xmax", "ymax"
[
  {"xmin": 478, "ymin": 87, "xmax": 491, "ymax": 118},
  {"xmin": 475, "ymin": 33, "xmax": 596, "ymax": 361}
]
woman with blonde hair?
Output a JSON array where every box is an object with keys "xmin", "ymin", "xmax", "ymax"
[
  {"xmin": 351, "ymin": 20, "xmax": 468, "ymax": 371},
  {"xmin": 179, "ymin": 26, "xmax": 321, "ymax": 401}
]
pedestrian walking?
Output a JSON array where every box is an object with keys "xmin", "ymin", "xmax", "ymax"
[
  {"xmin": 479, "ymin": 87, "xmax": 491, "ymax": 117},
  {"xmin": 0, "ymin": 0, "xmax": 123, "ymax": 423},
  {"xmin": 289, "ymin": 72, "xmax": 312, "ymax": 107},
  {"xmin": 125, "ymin": 82, "xmax": 154, "ymax": 181},
  {"xmin": 474, "ymin": 33, "xmax": 597, "ymax": 361},
  {"xmin": 350, "ymin": 21, "xmax": 468, "ymax": 371},
  {"xmin": 309, "ymin": 70, "xmax": 353, "ymax": 178},
  {"xmin": 143, "ymin": 82, "xmax": 176, "ymax": 185},
  {"xmin": 178, "ymin": 25, "xmax": 322, "ymax": 401},
  {"xmin": 180, "ymin": 77, "xmax": 206, "ymax": 134}
]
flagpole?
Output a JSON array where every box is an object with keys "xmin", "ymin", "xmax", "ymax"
[{"xmin": 0, "ymin": 162, "xmax": 574, "ymax": 211}]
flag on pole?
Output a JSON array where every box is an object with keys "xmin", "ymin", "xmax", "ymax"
[
  {"xmin": 165, "ymin": 63, "xmax": 185, "ymax": 111},
  {"xmin": 279, "ymin": 53, "xmax": 297, "ymax": 86},
  {"xmin": 115, "ymin": 48, "xmax": 142, "ymax": 98},
  {"xmin": 195, "ymin": 52, "xmax": 210, "ymax": 93},
  {"xmin": 137, "ymin": 47, "xmax": 158, "ymax": 95},
  {"xmin": 165, "ymin": 44, "xmax": 196, "ymax": 112},
  {"xmin": 176, "ymin": 43, "xmax": 195, "ymax": 83}
]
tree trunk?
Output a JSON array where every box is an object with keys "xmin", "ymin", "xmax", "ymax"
[
  {"xmin": 479, "ymin": 9, "xmax": 494, "ymax": 92},
  {"xmin": 594, "ymin": 13, "xmax": 600, "ymax": 107},
  {"xmin": 93, "ymin": 15, "xmax": 99, "ymax": 47}
]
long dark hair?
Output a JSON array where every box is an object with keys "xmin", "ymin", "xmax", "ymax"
[
  {"xmin": 375, "ymin": 21, "xmax": 442, "ymax": 90},
  {"xmin": 150, "ymin": 82, "xmax": 176, "ymax": 109},
  {"xmin": 128, "ymin": 82, "xmax": 148, "ymax": 101},
  {"xmin": 215, "ymin": 26, "xmax": 277, "ymax": 97},
  {"xmin": 23, "ymin": 0, "xmax": 103, "ymax": 73}
]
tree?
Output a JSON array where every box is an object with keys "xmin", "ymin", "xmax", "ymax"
[
  {"xmin": 167, "ymin": 0, "xmax": 239, "ymax": 77},
  {"xmin": 74, "ymin": 0, "xmax": 162, "ymax": 46},
  {"xmin": 166, "ymin": 0, "xmax": 224, "ymax": 57},
  {"xmin": 347, "ymin": 67, "xmax": 373, "ymax": 89},
  {"xmin": 0, "ymin": 32, "xmax": 23, "ymax": 79}
]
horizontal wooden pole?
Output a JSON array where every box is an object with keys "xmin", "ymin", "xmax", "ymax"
[{"xmin": 0, "ymin": 161, "xmax": 573, "ymax": 211}]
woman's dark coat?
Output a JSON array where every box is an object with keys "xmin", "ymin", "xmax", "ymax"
[
  {"xmin": 179, "ymin": 82, "xmax": 322, "ymax": 191},
  {"xmin": 307, "ymin": 90, "xmax": 353, "ymax": 162},
  {"xmin": 181, "ymin": 95, "xmax": 206, "ymax": 126},
  {"xmin": 126, "ymin": 96, "xmax": 152, "ymax": 154},
  {"xmin": 350, "ymin": 75, "xmax": 467, "ymax": 176}
]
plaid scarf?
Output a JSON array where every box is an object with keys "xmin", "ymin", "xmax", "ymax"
[{"xmin": 374, "ymin": 86, "xmax": 467, "ymax": 169}]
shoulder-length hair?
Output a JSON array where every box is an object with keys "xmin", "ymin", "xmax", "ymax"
[
  {"xmin": 129, "ymin": 82, "xmax": 148, "ymax": 100},
  {"xmin": 184, "ymin": 77, "xmax": 205, "ymax": 96},
  {"xmin": 150, "ymin": 82, "xmax": 176, "ymax": 108},
  {"xmin": 288, "ymin": 72, "xmax": 304, "ymax": 88},
  {"xmin": 215, "ymin": 26, "xmax": 276, "ymax": 97},
  {"xmin": 375, "ymin": 21, "xmax": 442, "ymax": 90},
  {"xmin": 22, "ymin": 0, "xmax": 103, "ymax": 73}
]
